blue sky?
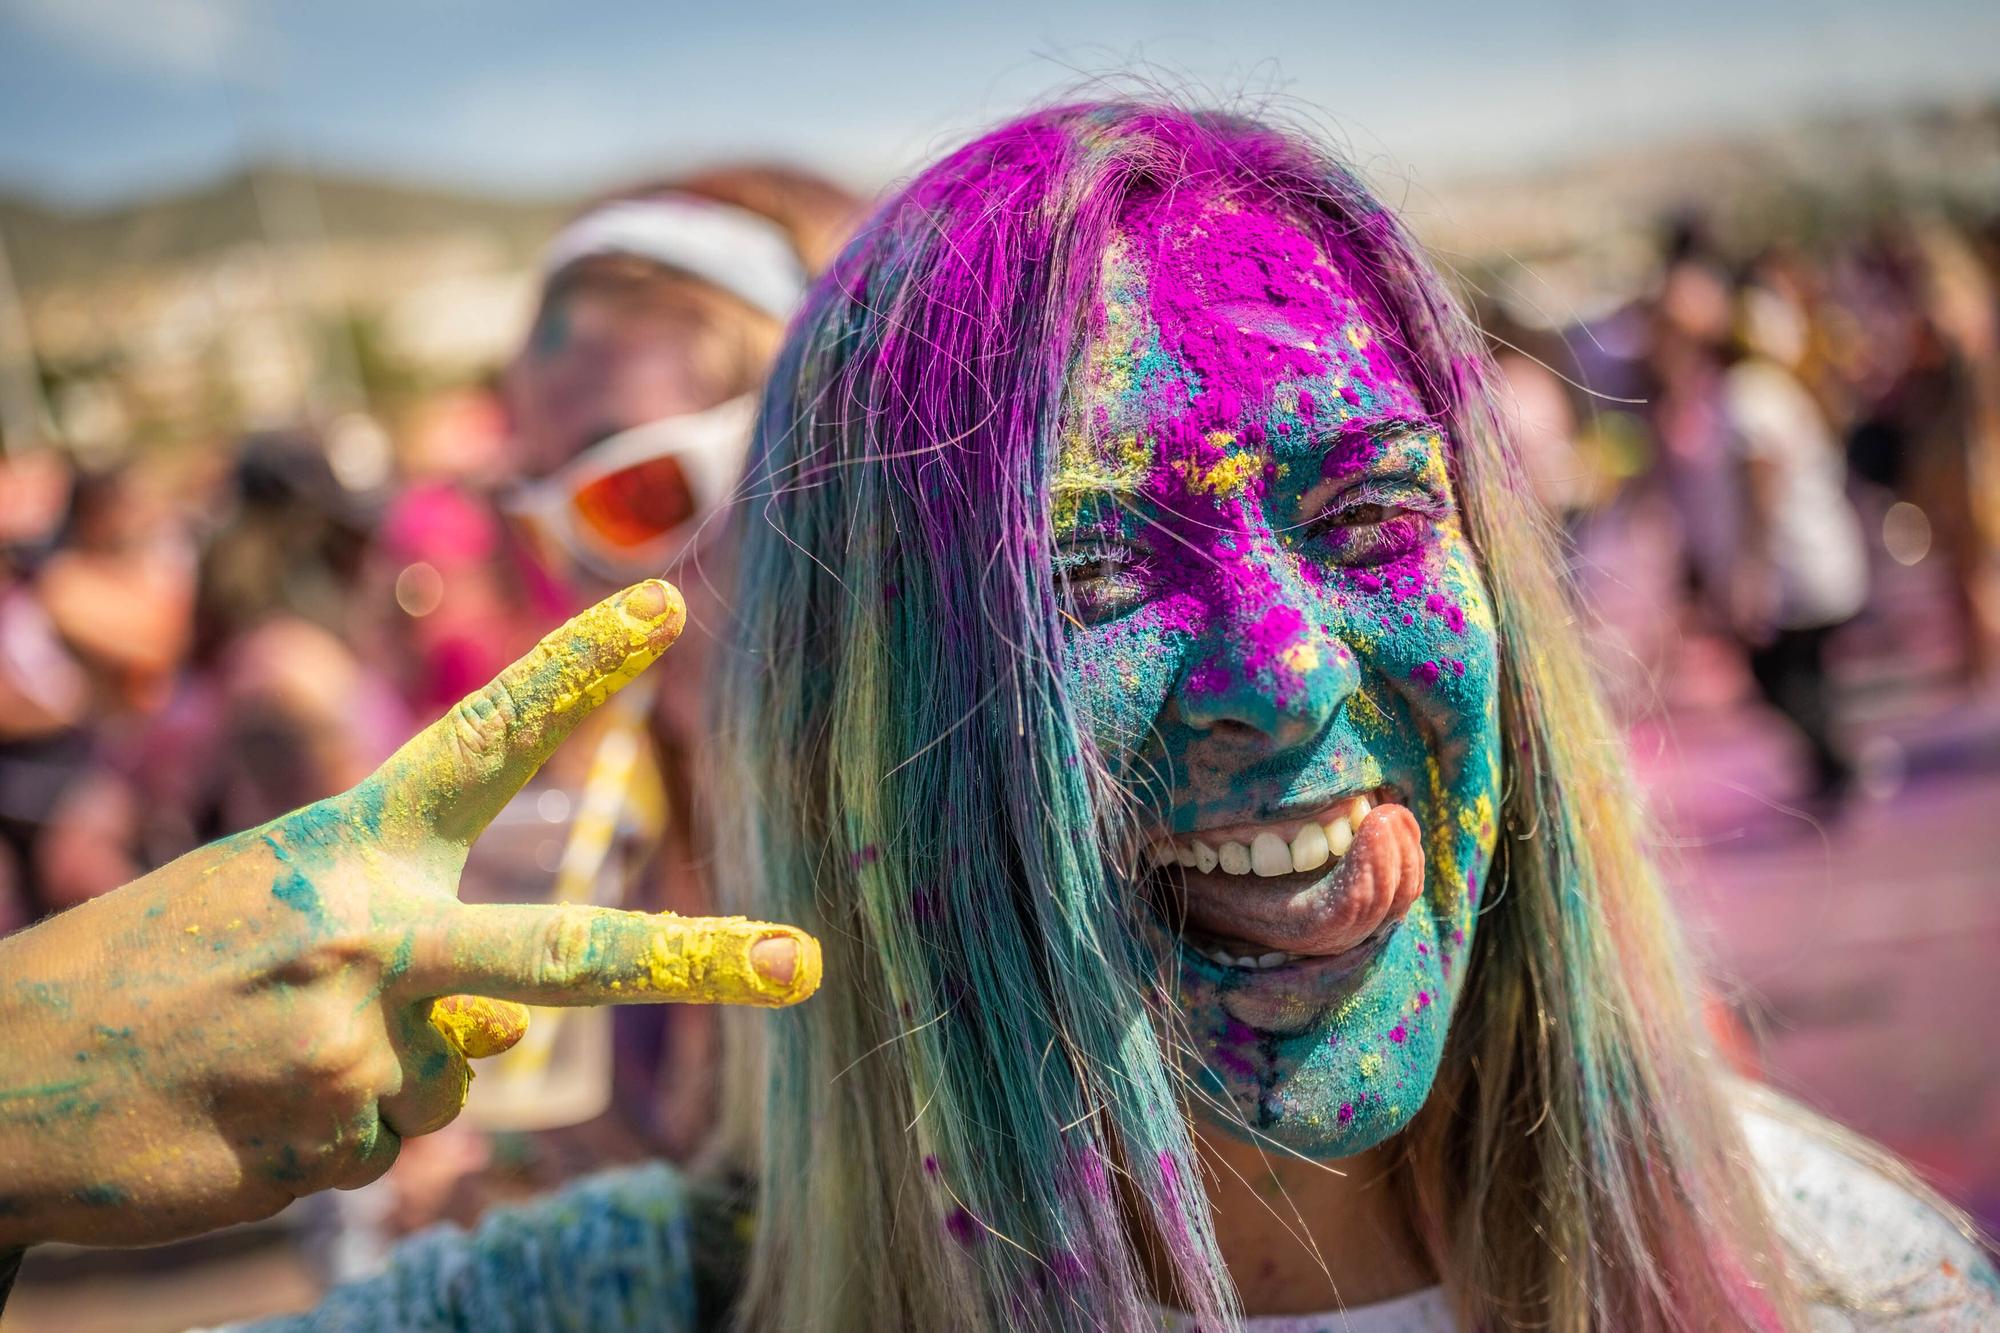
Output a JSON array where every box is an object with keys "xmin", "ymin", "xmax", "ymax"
[{"xmin": 1, "ymin": 0, "xmax": 1996, "ymax": 205}]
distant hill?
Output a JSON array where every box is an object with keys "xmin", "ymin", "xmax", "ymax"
[
  {"xmin": 6, "ymin": 98, "xmax": 1995, "ymax": 299},
  {"xmin": 0, "ymin": 163, "xmax": 571, "ymax": 295}
]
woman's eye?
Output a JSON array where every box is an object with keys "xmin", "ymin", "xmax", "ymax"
[
  {"xmin": 1057, "ymin": 547, "xmax": 1150, "ymax": 623},
  {"xmin": 1303, "ymin": 499, "xmax": 1402, "ymax": 540},
  {"xmin": 1332, "ymin": 501, "xmax": 1393, "ymax": 528},
  {"xmin": 1301, "ymin": 494, "xmax": 1433, "ymax": 565},
  {"xmin": 1066, "ymin": 555, "xmax": 1126, "ymax": 583}
]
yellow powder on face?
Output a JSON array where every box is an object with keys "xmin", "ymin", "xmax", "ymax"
[
  {"xmin": 1172, "ymin": 449, "xmax": 1262, "ymax": 500},
  {"xmin": 1359, "ymin": 1051, "xmax": 1385, "ymax": 1079},
  {"xmin": 1280, "ymin": 640, "xmax": 1321, "ymax": 675},
  {"xmin": 1423, "ymin": 755, "xmax": 1467, "ymax": 917},
  {"xmin": 1345, "ymin": 686, "xmax": 1388, "ymax": 735},
  {"xmin": 1052, "ymin": 429, "xmax": 1154, "ymax": 531},
  {"xmin": 1116, "ymin": 431, "xmax": 1150, "ymax": 477},
  {"xmin": 430, "ymin": 995, "xmax": 530, "ymax": 1059},
  {"xmin": 1458, "ymin": 792, "xmax": 1496, "ymax": 846},
  {"xmin": 1439, "ymin": 530, "xmax": 1499, "ymax": 638}
]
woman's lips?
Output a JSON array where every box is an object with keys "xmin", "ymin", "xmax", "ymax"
[{"xmin": 1168, "ymin": 803, "xmax": 1425, "ymax": 960}]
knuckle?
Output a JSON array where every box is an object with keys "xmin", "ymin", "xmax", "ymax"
[
  {"xmin": 409, "ymin": 1075, "xmax": 469, "ymax": 1137},
  {"xmin": 330, "ymin": 1125, "xmax": 399, "ymax": 1191},
  {"xmin": 531, "ymin": 910, "xmax": 599, "ymax": 991},
  {"xmin": 271, "ymin": 929, "xmax": 380, "ymax": 987},
  {"xmin": 446, "ymin": 675, "xmax": 525, "ymax": 774},
  {"xmin": 284, "ymin": 1136, "xmax": 354, "ymax": 1197},
  {"xmin": 299, "ymin": 1032, "xmax": 378, "ymax": 1094}
]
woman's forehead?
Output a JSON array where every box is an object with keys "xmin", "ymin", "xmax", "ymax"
[{"xmin": 1063, "ymin": 195, "xmax": 1426, "ymax": 485}]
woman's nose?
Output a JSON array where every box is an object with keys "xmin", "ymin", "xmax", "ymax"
[{"xmin": 1172, "ymin": 575, "xmax": 1359, "ymax": 752}]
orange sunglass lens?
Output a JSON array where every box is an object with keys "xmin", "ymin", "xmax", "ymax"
[{"xmin": 571, "ymin": 455, "xmax": 696, "ymax": 550}]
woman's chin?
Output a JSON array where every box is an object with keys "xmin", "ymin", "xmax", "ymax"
[
  {"xmin": 1176, "ymin": 924, "xmax": 1454, "ymax": 1160},
  {"xmin": 1193, "ymin": 1067, "xmax": 1432, "ymax": 1160},
  {"xmin": 1192, "ymin": 1023, "xmax": 1447, "ymax": 1160}
]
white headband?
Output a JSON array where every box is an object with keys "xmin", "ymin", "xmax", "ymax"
[{"xmin": 540, "ymin": 196, "xmax": 808, "ymax": 322}]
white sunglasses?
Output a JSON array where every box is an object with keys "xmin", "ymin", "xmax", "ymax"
[{"xmin": 503, "ymin": 394, "xmax": 756, "ymax": 582}]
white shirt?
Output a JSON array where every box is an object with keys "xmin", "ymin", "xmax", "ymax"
[
  {"xmin": 1725, "ymin": 358, "xmax": 1869, "ymax": 629},
  {"xmin": 1153, "ymin": 1098, "xmax": 1998, "ymax": 1331}
]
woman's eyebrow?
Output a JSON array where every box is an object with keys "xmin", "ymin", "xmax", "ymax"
[
  {"xmin": 1344, "ymin": 414, "xmax": 1442, "ymax": 447},
  {"xmin": 1281, "ymin": 413, "xmax": 1440, "ymax": 476},
  {"xmin": 1276, "ymin": 412, "xmax": 1434, "ymax": 455}
]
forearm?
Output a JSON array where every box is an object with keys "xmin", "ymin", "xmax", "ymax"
[
  {"xmin": 0, "ymin": 938, "xmax": 74, "ymax": 1246},
  {"xmin": 0, "ymin": 877, "xmax": 187, "ymax": 1248},
  {"xmin": 0, "ymin": 950, "xmax": 119, "ymax": 1249}
]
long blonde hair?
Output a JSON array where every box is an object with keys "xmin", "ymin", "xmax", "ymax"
[{"xmin": 714, "ymin": 99, "xmax": 1807, "ymax": 1330}]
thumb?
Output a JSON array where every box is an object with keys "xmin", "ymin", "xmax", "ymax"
[{"xmin": 376, "ymin": 579, "xmax": 684, "ymax": 850}]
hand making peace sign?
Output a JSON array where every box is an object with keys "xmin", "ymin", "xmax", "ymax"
[{"xmin": 0, "ymin": 580, "xmax": 819, "ymax": 1249}]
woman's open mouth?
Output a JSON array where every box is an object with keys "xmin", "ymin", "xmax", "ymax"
[{"xmin": 1145, "ymin": 786, "xmax": 1425, "ymax": 973}]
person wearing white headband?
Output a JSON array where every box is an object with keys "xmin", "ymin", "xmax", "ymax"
[
  {"xmin": 352, "ymin": 169, "xmax": 862, "ymax": 1255},
  {"xmin": 502, "ymin": 179, "xmax": 843, "ymax": 578}
]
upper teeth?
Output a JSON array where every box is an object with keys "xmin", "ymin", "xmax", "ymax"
[{"xmin": 1151, "ymin": 793, "xmax": 1377, "ymax": 878}]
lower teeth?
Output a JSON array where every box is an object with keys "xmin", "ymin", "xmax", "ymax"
[{"xmin": 1196, "ymin": 946, "xmax": 1297, "ymax": 970}]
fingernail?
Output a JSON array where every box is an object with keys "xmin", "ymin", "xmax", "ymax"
[
  {"xmin": 621, "ymin": 580, "xmax": 686, "ymax": 645},
  {"xmin": 624, "ymin": 580, "xmax": 668, "ymax": 620},
  {"xmin": 750, "ymin": 936, "xmax": 797, "ymax": 986}
]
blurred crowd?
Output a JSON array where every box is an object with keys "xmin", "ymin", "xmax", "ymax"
[
  {"xmin": 0, "ymin": 163, "xmax": 863, "ymax": 1285},
  {"xmin": 1489, "ymin": 209, "xmax": 2000, "ymax": 806},
  {"xmin": 2, "ymin": 166, "xmax": 1998, "ymax": 1297}
]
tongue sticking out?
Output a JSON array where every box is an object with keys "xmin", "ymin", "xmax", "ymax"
[{"xmin": 1182, "ymin": 804, "xmax": 1425, "ymax": 959}]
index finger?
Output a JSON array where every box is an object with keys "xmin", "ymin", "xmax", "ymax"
[
  {"xmin": 406, "ymin": 901, "xmax": 823, "ymax": 1009},
  {"xmin": 380, "ymin": 580, "xmax": 685, "ymax": 849}
]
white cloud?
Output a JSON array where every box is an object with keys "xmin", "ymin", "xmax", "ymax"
[{"xmin": 2, "ymin": 0, "xmax": 268, "ymax": 82}]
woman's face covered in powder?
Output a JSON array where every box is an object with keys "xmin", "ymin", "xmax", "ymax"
[{"xmin": 1055, "ymin": 195, "xmax": 1502, "ymax": 1158}]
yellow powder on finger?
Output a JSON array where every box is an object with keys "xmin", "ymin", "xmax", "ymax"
[
  {"xmin": 430, "ymin": 995, "xmax": 531, "ymax": 1059},
  {"xmin": 547, "ymin": 590, "xmax": 684, "ymax": 717},
  {"xmin": 637, "ymin": 915, "xmax": 824, "ymax": 1008}
]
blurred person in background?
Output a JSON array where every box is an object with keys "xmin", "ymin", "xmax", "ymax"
[
  {"xmin": 1904, "ymin": 220, "xmax": 2000, "ymax": 684},
  {"xmin": 0, "ymin": 451, "xmax": 196, "ymax": 920},
  {"xmin": 348, "ymin": 166, "xmax": 859, "ymax": 1252},
  {"xmin": 0, "ymin": 447, "xmax": 86, "ymax": 932},
  {"xmin": 34, "ymin": 431, "xmax": 406, "ymax": 908},
  {"xmin": 366, "ymin": 385, "xmax": 544, "ymax": 722},
  {"xmin": 1482, "ymin": 304, "xmax": 1598, "ymax": 536},
  {"xmin": 1648, "ymin": 216, "xmax": 1743, "ymax": 635},
  {"xmin": 1838, "ymin": 221, "xmax": 2000, "ymax": 686},
  {"xmin": 1724, "ymin": 265, "xmax": 1870, "ymax": 809}
]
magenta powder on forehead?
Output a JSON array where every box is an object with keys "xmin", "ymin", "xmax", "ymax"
[
  {"xmin": 1119, "ymin": 187, "xmax": 1422, "ymax": 451},
  {"xmin": 1082, "ymin": 189, "xmax": 1439, "ymax": 709}
]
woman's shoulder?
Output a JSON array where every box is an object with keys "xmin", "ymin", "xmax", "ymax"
[
  {"xmin": 1738, "ymin": 1091, "xmax": 2000, "ymax": 1328},
  {"xmin": 243, "ymin": 1160, "xmax": 749, "ymax": 1332}
]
